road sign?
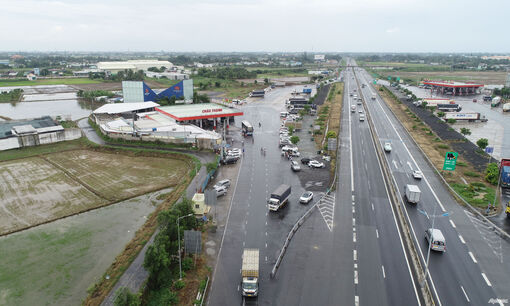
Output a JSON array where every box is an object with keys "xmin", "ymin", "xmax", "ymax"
[
  {"xmin": 373, "ymin": 79, "xmax": 377, "ymax": 84},
  {"xmin": 387, "ymin": 76, "xmax": 392, "ymax": 80},
  {"xmin": 485, "ymin": 146, "xmax": 494, "ymax": 154},
  {"xmin": 396, "ymin": 77, "xmax": 400, "ymax": 81},
  {"xmin": 327, "ymin": 138, "xmax": 337, "ymax": 150},
  {"xmin": 443, "ymin": 151, "xmax": 458, "ymax": 171}
]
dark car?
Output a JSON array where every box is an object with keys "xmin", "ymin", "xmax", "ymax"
[
  {"xmin": 220, "ymin": 156, "xmax": 238, "ymax": 165},
  {"xmin": 301, "ymin": 157, "xmax": 311, "ymax": 165}
]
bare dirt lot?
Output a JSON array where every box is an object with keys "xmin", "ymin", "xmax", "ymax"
[{"xmin": 0, "ymin": 150, "xmax": 189, "ymax": 235}]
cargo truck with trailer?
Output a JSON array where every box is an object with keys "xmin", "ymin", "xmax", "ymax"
[
  {"xmin": 443, "ymin": 112, "xmax": 487, "ymax": 122},
  {"xmin": 404, "ymin": 184, "xmax": 421, "ymax": 204},
  {"xmin": 437, "ymin": 104, "xmax": 462, "ymax": 112},
  {"xmin": 268, "ymin": 184, "xmax": 291, "ymax": 211},
  {"xmin": 241, "ymin": 249, "xmax": 259, "ymax": 297}
]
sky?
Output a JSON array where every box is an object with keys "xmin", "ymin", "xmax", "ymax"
[{"xmin": 0, "ymin": 0, "xmax": 508, "ymax": 53}]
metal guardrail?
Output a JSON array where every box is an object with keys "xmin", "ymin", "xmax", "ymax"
[
  {"xmin": 199, "ymin": 276, "xmax": 210, "ymax": 306},
  {"xmin": 353, "ymin": 69, "xmax": 433, "ymax": 306}
]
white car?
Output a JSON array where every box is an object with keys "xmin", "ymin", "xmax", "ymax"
[
  {"xmin": 384, "ymin": 142, "xmax": 392, "ymax": 152},
  {"xmin": 300, "ymin": 191, "xmax": 313, "ymax": 204},
  {"xmin": 215, "ymin": 186, "xmax": 227, "ymax": 197},
  {"xmin": 358, "ymin": 109, "xmax": 363, "ymax": 113},
  {"xmin": 228, "ymin": 150, "xmax": 242, "ymax": 158},
  {"xmin": 214, "ymin": 179, "xmax": 231, "ymax": 189},
  {"xmin": 308, "ymin": 160, "xmax": 325, "ymax": 168},
  {"xmin": 291, "ymin": 161, "xmax": 301, "ymax": 172},
  {"xmin": 412, "ymin": 170, "xmax": 423, "ymax": 179}
]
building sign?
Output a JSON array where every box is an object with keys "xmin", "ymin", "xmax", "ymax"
[
  {"xmin": 202, "ymin": 108, "xmax": 223, "ymax": 113},
  {"xmin": 442, "ymin": 151, "xmax": 458, "ymax": 171}
]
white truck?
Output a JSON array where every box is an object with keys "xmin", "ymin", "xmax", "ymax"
[
  {"xmin": 504, "ymin": 103, "xmax": 510, "ymax": 112},
  {"xmin": 444, "ymin": 112, "xmax": 487, "ymax": 122},
  {"xmin": 371, "ymin": 93, "xmax": 376, "ymax": 100},
  {"xmin": 241, "ymin": 249, "xmax": 259, "ymax": 297},
  {"xmin": 405, "ymin": 184, "xmax": 421, "ymax": 204},
  {"xmin": 268, "ymin": 184, "xmax": 291, "ymax": 211}
]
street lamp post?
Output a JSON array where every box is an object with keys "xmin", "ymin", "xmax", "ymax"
[{"xmin": 177, "ymin": 213, "xmax": 194, "ymax": 280}]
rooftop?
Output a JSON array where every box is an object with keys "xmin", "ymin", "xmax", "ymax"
[
  {"xmin": 423, "ymin": 80, "xmax": 484, "ymax": 88},
  {"xmin": 156, "ymin": 103, "xmax": 243, "ymax": 121},
  {"xmin": 93, "ymin": 102, "xmax": 160, "ymax": 115},
  {"xmin": 0, "ymin": 116, "xmax": 58, "ymax": 139}
]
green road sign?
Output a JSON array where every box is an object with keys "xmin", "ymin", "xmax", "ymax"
[
  {"xmin": 387, "ymin": 76, "xmax": 392, "ymax": 80},
  {"xmin": 373, "ymin": 80, "xmax": 377, "ymax": 84},
  {"xmin": 396, "ymin": 77, "xmax": 400, "ymax": 81},
  {"xmin": 443, "ymin": 151, "xmax": 458, "ymax": 171}
]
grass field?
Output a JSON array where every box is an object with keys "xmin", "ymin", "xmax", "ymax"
[
  {"xmin": 0, "ymin": 137, "xmax": 92, "ymax": 162},
  {"xmin": 0, "ymin": 195, "xmax": 158, "ymax": 306},
  {"xmin": 0, "ymin": 78, "xmax": 102, "ymax": 87},
  {"xmin": 0, "ymin": 149, "xmax": 189, "ymax": 235},
  {"xmin": 359, "ymin": 61, "xmax": 450, "ymax": 70}
]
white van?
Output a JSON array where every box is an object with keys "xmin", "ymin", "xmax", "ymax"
[
  {"xmin": 425, "ymin": 228, "xmax": 446, "ymax": 252},
  {"xmin": 280, "ymin": 111, "xmax": 289, "ymax": 118}
]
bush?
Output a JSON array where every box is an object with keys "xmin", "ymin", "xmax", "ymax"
[
  {"xmin": 476, "ymin": 138, "xmax": 489, "ymax": 150},
  {"xmin": 206, "ymin": 162, "xmax": 217, "ymax": 173},
  {"xmin": 290, "ymin": 136, "xmax": 300, "ymax": 144},
  {"xmin": 182, "ymin": 257, "xmax": 193, "ymax": 271},
  {"xmin": 460, "ymin": 128, "xmax": 471, "ymax": 136},
  {"xmin": 174, "ymin": 280, "xmax": 186, "ymax": 290},
  {"xmin": 437, "ymin": 144, "xmax": 449, "ymax": 149},
  {"xmin": 147, "ymin": 288, "xmax": 178, "ymax": 306},
  {"xmin": 114, "ymin": 287, "xmax": 141, "ymax": 306},
  {"xmin": 326, "ymin": 131, "xmax": 337, "ymax": 139},
  {"xmin": 464, "ymin": 171, "xmax": 481, "ymax": 177},
  {"xmin": 485, "ymin": 163, "xmax": 499, "ymax": 185},
  {"xmin": 447, "ymin": 119, "xmax": 456, "ymax": 124}
]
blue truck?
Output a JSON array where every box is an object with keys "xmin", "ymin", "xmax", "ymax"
[{"xmin": 303, "ymin": 87, "xmax": 312, "ymax": 94}]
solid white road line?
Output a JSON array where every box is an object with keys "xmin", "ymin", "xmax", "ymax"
[
  {"xmin": 481, "ymin": 273, "xmax": 492, "ymax": 287},
  {"xmin": 348, "ymin": 84, "xmax": 355, "ymax": 192},
  {"xmin": 469, "ymin": 252, "xmax": 477, "ymax": 263},
  {"xmin": 460, "ymin": 286, "xmax": 470, "ymax": 302},
  {"xmin": 459, "ymin": 235, "xmax": 466, "ymax": 244}
]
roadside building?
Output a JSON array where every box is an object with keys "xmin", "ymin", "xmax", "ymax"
[
  {"xmin": 122, "ymin": 80, "xmax": 194, "ymax": 103},
  {"xmin": 97, "ymin": 60, "xmax": 173, "ymax": 74},
  {"xmin": 0, "ymin": 116, "xmax": 81, "ymax": 151},
  {"xmin": 423, "ymin": 80, "xmax": 484, "ymax": 96}
]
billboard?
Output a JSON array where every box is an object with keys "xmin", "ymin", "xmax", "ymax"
[
  {"xmin": 314, "ymin": 54, "xmax": 325, "ymax": 61},
  {"xmin": 122, "ymin": 79, "xmax": 194, "ymax": 103}
]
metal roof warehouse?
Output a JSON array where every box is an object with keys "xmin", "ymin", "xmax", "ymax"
[{"xmin": 156, "ymin": 103, "xmax": 243, "ymax": 122}]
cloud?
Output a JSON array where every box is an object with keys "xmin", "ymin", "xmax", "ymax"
[
  {"xmin": 52, "ymin": 25, "xmax": 64, "ymax": 32},
  {"xmin": 386, "ymin": 27, "xmax": 400, "ymax": 34}
]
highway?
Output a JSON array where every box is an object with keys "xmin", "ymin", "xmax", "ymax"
[
  {"xmin": 208, "ymin": 76, "xmax": 421, "ymax": 305},
  {"xmin": 353, "ymin": 60, "xmax": 510, "ymax": 305}
]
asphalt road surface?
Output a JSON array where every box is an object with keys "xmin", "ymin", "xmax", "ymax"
[{"xmin": 354, "ymin": 61, "xmax": 510, "ymax": 305}]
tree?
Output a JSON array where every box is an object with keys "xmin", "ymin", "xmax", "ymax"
[
  {"xmin": 485, "ymin": 163, "xmax": 499, "ymax": 186},
  {"xmin": 287, "ymin": 126, "xmax": 294, "ymax": 135},
  {"xmin": 290, "ymin": 136, "xmax": 300, "ymax": 145},
  {"xmin": 114, "ymin": 287, "xmax": 140, "ymax": 306},
  {"xmin": 264, "ymin": 78, "xmax": 269, "ymax": 85},
  {"xmin": 214, "ymin": 81, "xmax": 221, "ymax": 88},
  {"xmin": 437, "ymin": 111, "xmax": 445, "ymax": 117},
  {"xmin": 460, "ymin": 128, "xmax": 471, "ymax": 136},
  {"xmin": 476, "ymin": 138, "xmax": 489, "ymax": 149},
  {"xmin": 254, "ymin": 80, "xmax": 258, "ymax": 84},
  {"xmin": 326, "ymin": 131, "xmax": 337, "ymax": 139}
]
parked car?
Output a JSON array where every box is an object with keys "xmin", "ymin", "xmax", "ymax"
[
  {"xmin": 412, "ymin": 170, "xmax": 423, "ymax": 179},
  {"xmin": 291, "ymin": 161, "xmax": 301, "ymax": 172},
  {"xmin": 299, "ymin": 191, "xmax": 314, "ymax": 204},
  {"xmin": 384, "ymin": 142, "xmax": 392, "ymax": 152},
  {"xmin": 214, "ymin": 179, "xmax": 231, "ymax": 189},
  {"xmin": 308, "ymin": 160, "xmax": 325, "ymax": 168},
  {"xmin": 358, "ymin": 109, "xmax": 363, "ymax": 113},
  {"xmin": 221, "ymin": 156, "xmax": 238, "ymax": 165},
  {"xmin": 215, "ymin": 186, "xmax": 227, "ymax": 197},
  {"xmin": 301, "ymin": 157, "xmax": 311, "ymax": 165}
]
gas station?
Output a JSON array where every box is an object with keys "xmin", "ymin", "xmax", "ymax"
[{"xmin": 423, "ymin": 80, "xmax": 484, "ymax": 96}]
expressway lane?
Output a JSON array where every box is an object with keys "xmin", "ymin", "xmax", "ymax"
[
  {"xmin": 346, "ymin": 69, "xmax": 420, "ymax": 306},
  {"xmin": 354, "ymin": 65, "xmax": 506, "ymax": 305}
]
